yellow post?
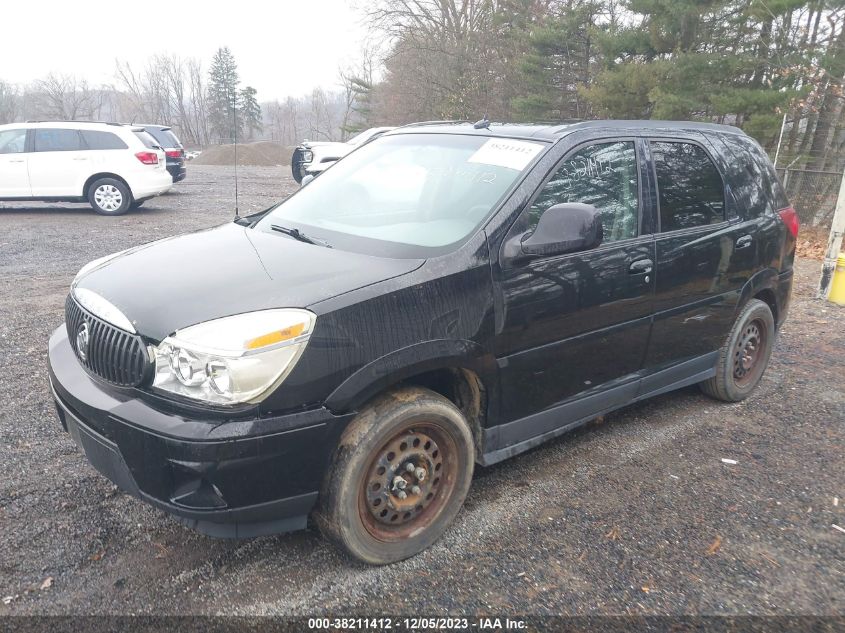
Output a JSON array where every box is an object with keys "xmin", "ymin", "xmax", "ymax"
[{"xmin": 828, "ymin": 254, "xmax": 845, "ymax": 306}]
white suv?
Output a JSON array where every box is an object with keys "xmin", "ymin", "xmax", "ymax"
[{"xmin": 0, "ymin": 121, "xmax": 173, "ymax": 215}]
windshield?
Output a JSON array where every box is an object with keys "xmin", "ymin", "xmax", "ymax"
[{"xmin": 257, "ymin": 133, "xmax": 546, "ymax": 257}]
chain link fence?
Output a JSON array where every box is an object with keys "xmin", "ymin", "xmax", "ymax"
[{"xmin": 776, "ymin": 168, "xmax": 842, "ymax": 229}]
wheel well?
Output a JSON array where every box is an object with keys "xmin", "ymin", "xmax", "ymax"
[
  {"xmin": 83, "ymin": 173, "xmax": 131, "ymax": 200},
  {"xmin": 753, "ymin": 288, "xmax": 778, "ymax": 326},
  {"xmin": 398, "ymin": 368, "xmax": 486, "ymax": 458}
]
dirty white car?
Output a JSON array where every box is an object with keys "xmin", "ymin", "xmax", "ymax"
[{"xmin": 291, "ymin": 127, "xmax": 394, "ymax": 183}]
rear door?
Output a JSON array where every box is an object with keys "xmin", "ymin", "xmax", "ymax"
[
  {"xmin": 643, "ymin": 135, "xmax": 752, "ymax": 372},
  {"xmin": 0, "ymin": 128, "xmax": 31, "ymax": 197},
  {"xmin": 494, "ymin": 135, "xmax": 656, "ymax": 432},
  {"xmin": 28, "ymin": 128, "xmax": 90, "ymax": 196}
]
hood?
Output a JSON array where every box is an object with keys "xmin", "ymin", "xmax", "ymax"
[{"xmin": 75, "ymin": 222, "xmax": 423, "ymax": 340}]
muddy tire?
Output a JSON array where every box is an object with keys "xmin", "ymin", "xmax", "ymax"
[
  {"xmin": 315, "ymin": 387, "xmax": 474, "ymax": 565},
  {"xmin": 700, "ymin": 298, "xmax": 775, "ymax": 402}
]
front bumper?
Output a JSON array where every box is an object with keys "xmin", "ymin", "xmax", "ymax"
[{"xmin": 48, "ymin": 326, "xmax": 354, "ymax": 538}]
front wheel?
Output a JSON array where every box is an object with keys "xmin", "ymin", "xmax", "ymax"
[
  {"xmin": 88, "ymin": 178, "xmax": 131, "ymax": 215},
  {"xmin": 700, "ymin": 298, "xmax": 775, "ymax": 402},
  {"xmin": 315, "ymin": 387, "xmax": 474, "ymax": 565}
]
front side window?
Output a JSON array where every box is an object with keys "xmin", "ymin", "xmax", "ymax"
[
  {"xmin": 528, "ymin": 141, "xmax": 639, "ymax": 243},
  {"xmin": 651, "ymin": 141, "xmax": 725, "ymax": 231},
  {"xmin": 0, "ymin": 129, "xmax": 26, "ymax": 154},
  {"xmin": 33, "ymin": 128, "xmax": 83, "ymax": 152},
  {"xmin": 258, "ymin": 134, "xmax": 547, "ymax": 257}
]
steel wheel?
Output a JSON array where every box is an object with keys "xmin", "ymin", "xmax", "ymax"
[
  {"xmin": 359, "ymin": 424, "xmax": 456, "ymax": 542},
  {"xmin": 700, "ymin": 298, "xmax": 775, "ymax": 402},
  {"xmin": 94, "ymin": 184, "xmax": 123, "ymax": 212},
  {"xmin": 732, "ymin": 318, "xmax": 767, "ymax": 387},
  {"xmin": 316, "ymin": 387, "xmax": 474, "ymax": 564}
]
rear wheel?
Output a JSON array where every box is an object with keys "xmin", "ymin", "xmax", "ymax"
[
  {"xmin": 88, "ymin": 178, "xmax": 131, "ymax": 215},
  {"xmin": 315, "ymin": 387, "xmax": 474, "ymax": 565},
  {"xmin": 700, "ymin": 298, "xmax": 775, "ymax": 402}
]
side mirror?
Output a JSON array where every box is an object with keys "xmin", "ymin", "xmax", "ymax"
[
  {"xmin": 301, "ymin": 174, "xmax": 315, "ymax": 187},
  {"xmin": 508, "ymin": 203, "xmax": 603, "ymax": 260}
]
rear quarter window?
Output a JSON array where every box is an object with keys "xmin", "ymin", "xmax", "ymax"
[
  {"xmin": 133, "ymin": 131, "xmax": 159, "ymax": 149},
  {"xmin": 81, "ymin": 130, "xmax": 128, "ymax": 150},
  {"xmin": 147, "ymin": 128, "xmax": 181, "ymax": 148},
  {"xmin": 718, "ymin": 134, "xmax": 784, "ymax": 218}
]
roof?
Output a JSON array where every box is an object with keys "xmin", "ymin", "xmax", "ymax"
[
  {"xmin": 387, "ymin": 120, "xmax": 746, "ymax": 141},
  {"xmin": 0, "ymin": 121, "xmax": 144, "ymax": 132}
]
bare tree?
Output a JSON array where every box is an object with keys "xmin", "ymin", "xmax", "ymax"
[
  {"xmin": 31, "ymin": 73, "xmax": 106, "ymax": 120},
  {"xmin": 0, "ymin": 80, "xmax": 19, "ymax": 124}
]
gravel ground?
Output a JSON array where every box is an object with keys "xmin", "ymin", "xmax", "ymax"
[{"xmin": 0, "ymin": 165, "xmax": 843, "ymax": 617}]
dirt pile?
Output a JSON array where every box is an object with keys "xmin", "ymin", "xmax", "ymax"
[{"xmin": 193, "ymin": 141, "xmax": 294, "ymax": 166}]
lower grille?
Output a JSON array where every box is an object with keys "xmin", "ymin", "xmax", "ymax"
[{"xmin": 65, "ymin": 294, "xmax": 152, "ymax": 387}]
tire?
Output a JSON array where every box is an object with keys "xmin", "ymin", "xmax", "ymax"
[
  {"xmin": 700, "ymin": 298, "xmax": 775, "ymax": 402},
  {"xmin": 315, "ymin": 387, "xmax": 474, "ymax": 565},
  {"xmin": 88, "ymin": 178, "xmax": 131, "ymax": 216}
]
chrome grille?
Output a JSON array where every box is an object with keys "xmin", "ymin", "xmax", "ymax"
[{"xmin": 65, "ymin": 294, "xmax": 152, "ymax": 387}]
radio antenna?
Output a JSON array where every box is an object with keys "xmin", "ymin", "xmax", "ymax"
[{"xmin": 232, "ymin": 88, "xmax": 240, "ymax": 221}]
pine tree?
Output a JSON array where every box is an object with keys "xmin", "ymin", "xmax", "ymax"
[
  {"xmin": 239, "ymin": 86, "xmax": 262, "ymax": 139},
  {"xmin": 207, "ymin": 47, "xmax": 241, "ymax": 143}
]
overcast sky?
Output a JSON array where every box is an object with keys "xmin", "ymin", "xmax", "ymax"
[{"xmin": 0, "ymin": 0, "xmax": 371, "ymax": 101}]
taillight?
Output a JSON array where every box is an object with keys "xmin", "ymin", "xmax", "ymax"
[
  {"xmin": 778, "ymin": 207, "xmax": 799, "ymax": 238},
  {"xmin": 165, "ymin": 149, "xmax": 183, "ymax": 159},
  {"xmin": 135, "ymin": 151, "xmax": 159, "ymax": 165}
]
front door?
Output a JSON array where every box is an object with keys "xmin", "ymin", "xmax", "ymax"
[
  {"xmin": 0, "ymin": 128, "xmax": 31, "ymax": 197},
  {"xmin": 28, "ymin": 128, "xmax": 90, "ymax": 197},
  {"xmin": 493, "ymin": 138, "xmax": 655, "ymax": 440}
]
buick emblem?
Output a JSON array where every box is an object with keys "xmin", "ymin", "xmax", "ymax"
[{"xmin": 76, "ymin": 322, "xmax": 90, "ymax": 362}]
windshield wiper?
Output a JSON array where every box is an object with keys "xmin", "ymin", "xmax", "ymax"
[{"xmin": 270, "ymin": 224, "xmax": 332, "ymax": 248}]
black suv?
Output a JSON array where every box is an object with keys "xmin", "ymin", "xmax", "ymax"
[
  {"xmin": 48, "ymin": 121, "xmax": 797, "ymax": 564},
  {"xmin": 139, "ymin": 124, "xmax": 186, "ymax": 182}
]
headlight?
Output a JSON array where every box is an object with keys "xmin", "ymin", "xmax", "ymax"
[
  {"xmin": 301, "ymin": 150, "xmax": 313, "ymax": 163},
  {"xmin": 150, "ymin": 309, "xmax": 316, "ymax": 405}
]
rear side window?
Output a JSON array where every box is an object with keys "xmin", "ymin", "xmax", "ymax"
[
  {"xmin": 0, "ymin": 129, "xmax": 27, "ymax": 154},
  {"xmin": 651, "ymin": 141, "xmax": 725, "ymax": 231},
  {"xmin": 133, "ymin": 131, "xmax": 159, "ymax": 149},
  {"xmin": 529, "ymin": 141, "xmax": 639, "ymax": 243},
  {"xmin": 720, "ymin": 134, "xmax": 788, "ymax": 215},
  {"xmin": 33, "ymin": 128, "xmax": 83, "ymax": 152},
  {"xmin": 81, "ymin": 130, "xmax": 128, "ymax": 150},
  {"xmin": 146, "ymin": 128, "xmax": 181, "ymax": 148}
]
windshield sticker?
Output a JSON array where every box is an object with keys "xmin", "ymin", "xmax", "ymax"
[{"xmin": 468, "ymin": 138, "xmax": 544, "ymax": 171}]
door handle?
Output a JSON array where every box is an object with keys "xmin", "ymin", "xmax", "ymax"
[
  {"xmin": 736, "ymin": 235, "xmax": 753, "ymax": 249},
  {"xmin": 72, "ymin": 157, "xmax": 88, "ymax": 161},
  {"xmin": 629, "ymin": 258, "xmax": 653, "ymax": 274},
  {"xmin": 9, "ymin": 159, "xmax": 24, "ymax": 163}
]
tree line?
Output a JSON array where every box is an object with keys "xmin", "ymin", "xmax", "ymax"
[
  {"xmin": 0, "ymin": 47, "xmax": 262, "ymax": 147},
  {"xmin": 352, "ymin": 0, "xmax": 844, "ymax": 172},
  {"xmin": 0, "ymin": 1, "xmax": 841, "ymax": 173}
]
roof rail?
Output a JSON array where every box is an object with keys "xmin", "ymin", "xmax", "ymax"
[
  {"xmin": 395, "ymin": 120, "xmax": 471, "ymax": 129},
  {"xmin": 24, "ymin": 120, "xmax": 126, "ymax": 126}
]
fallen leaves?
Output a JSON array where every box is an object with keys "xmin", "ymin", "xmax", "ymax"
[
  {"xmin": 706, "ymin": 535, "xmax": 723, "ymax": 556},
  {"xmin": 2, "ymin": 595, "xmax": 18, "ymax": 605},
  {"xmin": 605, "ymin": 526, "xmax": 621, "ymax": 541},
  {"xmin": 40, "ymin": 577, "xmax": 53, "ymax": 590},
  {"xmin": 90, "ymin": 549, "xmax": 106, "ymax": 562}
]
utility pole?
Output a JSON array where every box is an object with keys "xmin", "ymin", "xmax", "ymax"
[{"xmin": 818, "ymin": 171, "xmax": 845, "ymax": 299}]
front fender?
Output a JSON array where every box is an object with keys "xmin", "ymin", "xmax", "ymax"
[{"xmin": 324, "ymin": 339, "xmax": 497, "ymax": 414}]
